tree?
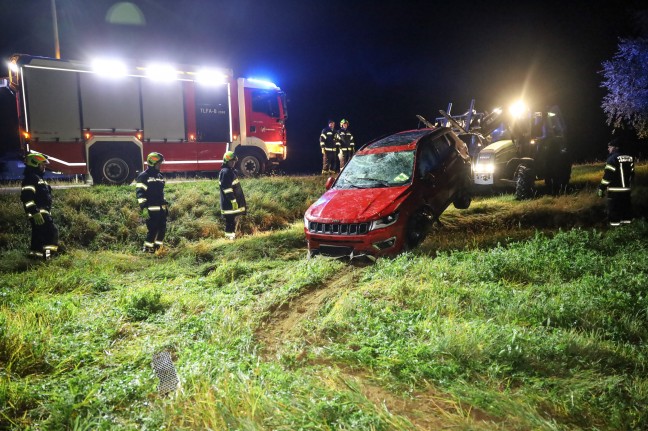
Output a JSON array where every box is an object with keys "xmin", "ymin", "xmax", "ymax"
[{"xmin": 600, "ymin": 37, "xmax": 648, "ymax": 138}]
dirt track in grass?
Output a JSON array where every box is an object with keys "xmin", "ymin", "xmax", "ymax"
[{"xmin": 255, "ymin": 266, "xmax": 495, "ymax": 430}]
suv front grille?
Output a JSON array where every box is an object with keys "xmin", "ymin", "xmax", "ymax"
[{"xmin": 308, "ymin": 221, "xmax": 370, "ymax": 235}]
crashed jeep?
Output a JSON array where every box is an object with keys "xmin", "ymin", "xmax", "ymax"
[{"xmin": 304, "ymin": 126, "xmax": 472, "ymax": 260}]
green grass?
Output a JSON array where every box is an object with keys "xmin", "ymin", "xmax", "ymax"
[{"xmin": 0, "ymin": 164, "xmax": 647, "ymax": 430}]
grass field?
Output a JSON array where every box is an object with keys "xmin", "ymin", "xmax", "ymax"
[{"xmin": 1, "ymin": 163, "xmax": 647, "ymax": 430}]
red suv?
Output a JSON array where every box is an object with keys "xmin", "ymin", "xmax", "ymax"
[{"xmin": 304, "ymin": 127, "xmax": 472, "ymax": 260}]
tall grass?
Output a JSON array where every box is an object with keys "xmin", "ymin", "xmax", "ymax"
[{"xmin": 0, "ymin": 165, "xmax": 647, "ymax": 430}]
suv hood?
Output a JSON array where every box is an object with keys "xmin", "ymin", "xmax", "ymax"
[{"xmin": 307, "ymin": 186, "xmax": 410, "ymax": 222}]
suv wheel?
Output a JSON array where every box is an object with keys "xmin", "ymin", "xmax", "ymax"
[{"xmin": 404, "ymin": 210, "xmax": 429, "ymax": 250}]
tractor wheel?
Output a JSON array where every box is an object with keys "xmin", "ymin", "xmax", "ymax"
[
  {"xmin": 546, "ymin": 161, "xmax": 572, "ymax": 195},
  {"xmin": 515, "ymin": 165, "xmax": 535, "ymax": 200},
  {"xmin": 453, "ymin": 192, "xmax": 472, "ymax": 209}
]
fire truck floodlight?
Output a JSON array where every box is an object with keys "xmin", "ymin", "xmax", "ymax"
[
  {"xmin": 145, "ymin": 64, "xmax": 178, "ymax": 81},
  {"xmin": 196, "ymin": 69, "xmax": 227, "ymax": 86},
  {"xmin": 92, "ymin": 59, "xmax": 128, "ymax": 78}
]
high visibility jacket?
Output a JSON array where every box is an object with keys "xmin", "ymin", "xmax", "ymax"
[
  {"xmin": 135, "ymin": 167, "xmax": 167, "ymax": 211},
  {"xmin": 336, "ymin": 128, "xmax": 355, "ymax": 152},
  {"xmin": 599, "ymin": 151, "xmax": 634, "ymax": 193},
  {"xmin": 320, "ymin": 127, "xmax": 338, "ymax": 151},
  {"xmin": 20, "ymin": 167, "xmax": 52, "ymax": 219},
  {"xmin": 219, "ymin": 166, "xmax": 247, "ymax": 215}
]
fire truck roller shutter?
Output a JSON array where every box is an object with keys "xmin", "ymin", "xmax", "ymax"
[{"xmin": 88, "ymin": 138, "xmax": 142, "ymax": 185}]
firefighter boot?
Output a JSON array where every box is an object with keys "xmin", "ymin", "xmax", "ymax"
[{"xmin": 143, "ymin": 242, "xmax": 156, "ymax": 253}]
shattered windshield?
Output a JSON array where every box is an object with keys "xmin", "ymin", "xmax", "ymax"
[{"xmin": 335, "ymin": 150, "xmax": 415, "ymax": 189}]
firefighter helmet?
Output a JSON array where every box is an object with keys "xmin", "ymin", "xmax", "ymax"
[
  {"xmin": 146, "ymin": 152, "xmax": 165, "ymax": 166},
  {"xmin": 223, "ymin": 151, "xmax": 237, "ymax": 163},
  {"xmin": 25, "ymin": 152, "xmax": 49, "ymax": 168},
  {"xmin": 340, "ymin": 119, "xmax": 348, "ymax": 126},
  {"xmin": 607, "ymin": 138, "xmax": 623, "ymax": 149}
]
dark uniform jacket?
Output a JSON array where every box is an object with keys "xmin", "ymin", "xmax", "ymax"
[
  {"xmin": 20, "ymin": 166, "xmax": 52, "ymax": 219},
  {"xmin": 219, "ymin": 165, "xmax": 247, "ymax": 215},
  {"xmin": 599, "ymin": 150, "xmax": 634, "ymax": 193},
  {"xmin": 135, "ymin": 167, "xmax": 167, "ymax": 210},
  {"xmin": 320, "ymin": 127, "xmax": 338, "ymax": 152},
  {"xmin": 336, "ymin": 128, "xmax": 355, "ymax": 152}
]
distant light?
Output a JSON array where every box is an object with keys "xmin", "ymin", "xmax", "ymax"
[
  {"xmin": 196, "ymin": 69, "xmax": 227, "ymax": 86},
  {"xmin": 247, "ymin": 78, "xmax": 277, "ymax": 88},
  {"xmin": 105, "ymin": 2, "xmax": 146, "ymax": 26},
  {"xmin": 8, "ymin": 62, "xmax": 18, "ymax": 73},
  {"xmin": 92, "ymin": 59, "xmax": 128, "ymax": 77},
  {"xmin": 509, "ymin": 100, "xmax": 528, "ymax": 119},
  {"xmin": 145, "ymin": 64, "xmax": 178, "ymax": 81}
]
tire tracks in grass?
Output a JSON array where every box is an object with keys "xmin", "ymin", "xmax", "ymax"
[
  {"xmin": 255, "ymin": 266, "xmax": 355, "ymax": 359},
  {"xmin": 255, "ymin": 265, "xmax": 495, "ymax": 430}
]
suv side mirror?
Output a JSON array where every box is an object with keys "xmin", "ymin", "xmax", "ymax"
[{"xmin": 325, "ymin": 176, "xmax": 335, "ymax": 190}]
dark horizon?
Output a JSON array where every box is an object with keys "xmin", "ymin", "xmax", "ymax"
[{"xmin": 0, "ymin": 0, "xmax": 644, "ymax": 174}]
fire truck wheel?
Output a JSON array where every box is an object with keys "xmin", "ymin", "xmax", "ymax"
[
  {"xmin": 237, "ymin": 154, "xmax": 265, "ymax": 177},
  {"xmin": 94, "ymin": 156, "xmax": 135, "ymax": 185}
]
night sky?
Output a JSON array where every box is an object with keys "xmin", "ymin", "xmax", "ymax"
[{"xmin": 0, "ymin": 0, "xmax": 641, "ymax": 173}]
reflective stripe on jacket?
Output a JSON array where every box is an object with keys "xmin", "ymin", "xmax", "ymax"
[
  {"xmin": 599, "ymin": 152, "xmax": 634, "ymax": 194},
  {"xmin": 320, "ymin": 127, "xmax": 338, "ymax": 150},
  {"xmin": 135, "ymin": 167, "xmax": 166, "ymax": 209},
  {"xmin": 20, "ymin": 167, "xmax": 52, "ymax": 216},
  {"xmin": 219, "ymin": 166, "xmax": 247, "ymax": 215}
]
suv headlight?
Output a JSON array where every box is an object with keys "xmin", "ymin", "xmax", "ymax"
[{"xmin": 370, "ymin": 211, "xmax": 399, "ymax": 231}]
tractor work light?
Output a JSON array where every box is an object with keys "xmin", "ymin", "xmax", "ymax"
[{"xmin": 509, "ymin": 100, "xmax": 528, "ymax": 119}]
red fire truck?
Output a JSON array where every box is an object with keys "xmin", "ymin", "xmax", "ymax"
[{"xmin": 5, "ymin": 54, "xmax": 287, "ymax": 184}]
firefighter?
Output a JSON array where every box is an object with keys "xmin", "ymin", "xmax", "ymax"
[
  {"xmin": 320, "ymin": 119, "xmax": 339, "ymax": 174},
  {"xmin": 219, "ymin": 151, "xmax": 247, "ymax": 240},
  {"xmin": 597, "ymin": 138, "xmax": 634, "ymax": 226},
  {"xmin": 336, "ymin": 118, "xmax": 355, "ymax": 169},
  {"xmin": 136, "ymin": 152, "xmax": 168, "ymax": 253},
  {"xmin": 20, "ymin": 152, "xmax": 59, "ymax": 259}
]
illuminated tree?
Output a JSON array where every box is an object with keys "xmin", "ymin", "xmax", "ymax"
[{"xmin": 600, "ymin": 37, "xmax": 648, "ymax": 138}]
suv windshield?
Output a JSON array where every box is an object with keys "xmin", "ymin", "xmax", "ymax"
[{"xmin": 335, "ymin": 150, "xmax": 415, "ymax": 189}]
